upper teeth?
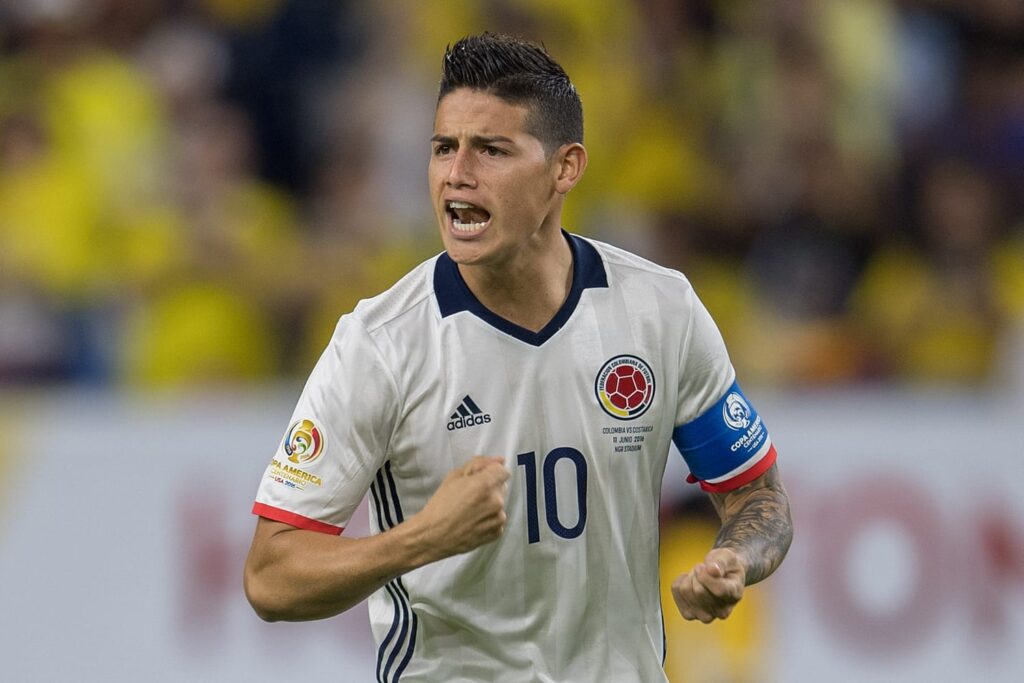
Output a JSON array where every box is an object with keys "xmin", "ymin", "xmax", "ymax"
[{"xmin": 448, "ymin": 201, "xmax": 476, "ymax": 209}]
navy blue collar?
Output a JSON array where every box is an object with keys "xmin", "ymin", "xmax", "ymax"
[{"xmin": 434, "ymin": 231, "xmax": 609, "ymax": 346}]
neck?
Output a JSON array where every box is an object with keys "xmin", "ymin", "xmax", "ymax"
[{"xmin": 458, "ymin": 230, "xmax": 574, "ymax": 333}]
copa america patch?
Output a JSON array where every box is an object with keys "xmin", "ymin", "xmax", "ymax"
[
  {"xmin": 595, "ymin": 355, "xmax": 655, "ymax": 420},
  {"xmin": 723, "ymin": 392, "xmax": 752, "ymax": 430},
  {"xmin": 283, "ymin": 418, "xmax": 326, "ymax": 466}
]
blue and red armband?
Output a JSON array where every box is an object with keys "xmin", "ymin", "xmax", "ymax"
[{"xmin": 672, "ymin": 381, "xmax": 777, "ymax": 493}]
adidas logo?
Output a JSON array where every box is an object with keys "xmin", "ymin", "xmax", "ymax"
[{"xmin": 446, "ymin": 395, "xmax": 492, "ymax": 431}]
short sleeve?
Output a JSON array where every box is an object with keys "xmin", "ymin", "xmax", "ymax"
[
  {"xmin": 671, "ymin": 290, "xmax": 777, "ymax": 493},
  {"xmin": 252, "ymin": 314, "xmax": 400, "ymax": 534}
]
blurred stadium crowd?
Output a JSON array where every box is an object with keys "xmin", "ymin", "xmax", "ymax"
[{"xmin": 0, "ymin": 0, "xmax": 1021, "ymax": 389}]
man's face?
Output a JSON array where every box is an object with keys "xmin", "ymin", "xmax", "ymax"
[{"xmin": 429, "ymin": 88, "xmax": 561, "ymax": 269}]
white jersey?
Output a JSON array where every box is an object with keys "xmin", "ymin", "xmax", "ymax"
[{"xmin": 253, "ymin": 233, "xmax": 776, "ymax": 682}]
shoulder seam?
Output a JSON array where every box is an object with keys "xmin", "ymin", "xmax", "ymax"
[
  {"xmin": 587, "ymin": 238, "xmax": 691, "ymax": 286},
  {"xmin": 348, "ymin": 315, "xmax": 406, "ymax": 457},
  {"xmin": 356, "ymin": 256, "xmax": 441, "ymax": 333},
  {"xmin": 360, "ymin": 286, "xmax": 435, "ymax": 334}
]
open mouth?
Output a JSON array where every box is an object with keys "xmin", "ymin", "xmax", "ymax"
[{"xmin": 446, "ymin": 200, "xmax": 492, "ymax": 233}]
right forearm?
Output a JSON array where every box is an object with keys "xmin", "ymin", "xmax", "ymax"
[
  {"xmin": 244, "ymin": 456, "xmax": 510, "ymax": 622},
  {"xmin": 244, "ymin": 517, "xmax": 439, "ymax": 622}
]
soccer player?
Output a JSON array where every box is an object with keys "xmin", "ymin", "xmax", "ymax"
[{"xmin": 244, "ymin": 33, "xmax": 792, "ymax": 682}]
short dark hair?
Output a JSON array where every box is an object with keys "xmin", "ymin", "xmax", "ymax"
[{"xmin": 438, "ymin": 33, "xmax": 583, "ymax": 153}]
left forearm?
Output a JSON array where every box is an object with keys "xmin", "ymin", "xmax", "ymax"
[{"xmin": 710, "ymin": 466, "xmax": 793, "ymax": 585}]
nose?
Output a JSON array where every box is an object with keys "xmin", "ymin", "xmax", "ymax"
[{"xmin": 446, "ymin": 148, "xmax": 477, "ymax": 188}]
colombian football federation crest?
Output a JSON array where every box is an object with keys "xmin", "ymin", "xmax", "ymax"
[
  {"xmin": 595, "ymin": 355, "xmax": 655, "ymax": 420},
  {"xmin": 284, "ymin": 419, "xmax": 326, "ymax": 466}
]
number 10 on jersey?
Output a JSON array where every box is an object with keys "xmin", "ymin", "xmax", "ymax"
[{"xmin": 516, "ymin": 448, "xmax": 588, "ymax": 544}]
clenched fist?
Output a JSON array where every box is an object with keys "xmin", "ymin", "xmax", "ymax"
[
  {"xmin": 671, "ymin": 547, "xmax": 747, "ymax": 623},
  {"xmin": 416, "ymin": 456, "xmax": 510, "ymax": 560}
]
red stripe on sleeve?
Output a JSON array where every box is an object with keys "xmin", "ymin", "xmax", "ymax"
[
  {"xmin": 252, "ymin": 502, "xmax": 344, "ymax": 536},
  {"xmin": 695, "ymin": 444, "xmax": 778, "ymax": 494}
]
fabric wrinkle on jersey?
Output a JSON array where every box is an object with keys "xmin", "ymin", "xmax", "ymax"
[{"xmin": 252, "ymin": 231, "xmax": 777, "ymax": 683}]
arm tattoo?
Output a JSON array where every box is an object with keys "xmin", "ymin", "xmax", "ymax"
[{"xmin": 707, "ymin": 464, "xmax": 793, "ymax": 586}]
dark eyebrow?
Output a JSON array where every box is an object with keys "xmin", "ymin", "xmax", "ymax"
[{"xmin": 430, "ymin": 134, "xmax": 516, "ymax": 146}]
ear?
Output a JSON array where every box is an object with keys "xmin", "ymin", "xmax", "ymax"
[{"xmin": 553, "ymin": 143, "xmax": 588, "ymax": 194}]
